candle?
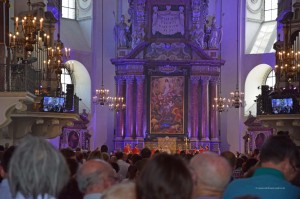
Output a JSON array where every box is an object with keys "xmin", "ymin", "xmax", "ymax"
[
  {"xmin": 15, "ymin": 17, "xmax": 19, "ymax": 32},
  {"xmin": 47, "ymin": 35, "xmax": 49, "ymax": 46},
  {"xmin": 9, "ymin": 33, "xmax": 12, "ymax": 45},
  {"xmin": 40, "ymin": 18, "xmax": 43, "ymax": 30}
]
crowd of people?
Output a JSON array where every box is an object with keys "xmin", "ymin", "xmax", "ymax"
[{"xmin": 0, "ymin": 133, "xmax": 300, "ymax": 199}]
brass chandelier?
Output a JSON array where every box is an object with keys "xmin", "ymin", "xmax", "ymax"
[{"xmin": 9, "ymin": 0, "xmax": 50, "ymax": 56}]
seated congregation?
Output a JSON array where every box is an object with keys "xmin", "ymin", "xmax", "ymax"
[{"xmin": 0, "ymin": 134, "xmax": 299, "ymax": 199}]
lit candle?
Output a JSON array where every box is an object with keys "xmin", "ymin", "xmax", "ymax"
[
  {"xmin": 46, "ymin": 35, "xmax": 49, "ymax": 46},
  {"xmin": 40, "ymin": 18, "xmax": 43, "ymax": 30},
  {"xmin": 15, "ymin": 17, "xmax": 19, "ymax": 32},
  {"xmin": 9, "ymin": 33, "xmax": 12, "ymax": 45}
]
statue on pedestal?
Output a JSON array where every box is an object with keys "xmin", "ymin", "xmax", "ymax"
[{"xmin": 114, "ymin": 15, "xmax": 131, "ymax": 48}]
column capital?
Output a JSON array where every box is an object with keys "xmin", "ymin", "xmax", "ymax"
[
  {"xmin": 190, "ymin": 76, "xmax": 200, "ymax": 82},
  {"xmin": 209, "ymin": 76, "xmax": 220, "ymax": 83},
  {"xmin": 124, "ymin": 75, "xmax": 135, "ymax": 82},
  {"xmin": 136, "ymin": 75, "xmax": 145, "ymax": 82},
  {"xmin": 114, "ymin": 76, "xmax": 125, "ymax": 82},
  {"xmin": 201, "ymin": 76, "xmax": 210, "ymax": 83}
]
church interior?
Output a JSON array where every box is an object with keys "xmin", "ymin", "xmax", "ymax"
[{"xmin": 0, "ymin": 0, "xmax": 300, "ymax": 155}]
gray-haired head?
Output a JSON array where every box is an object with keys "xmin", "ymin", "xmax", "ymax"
[
  {"xmin": 76, "ymin": 159, "xmax": 119, "ymax": 194},
  {"xmin": 190, "ymin": 152, "xmax": 232, "ymax": 197},
  {"xmin": 8, "ymin": 135, "xmax": 70, "ymax": 199}
]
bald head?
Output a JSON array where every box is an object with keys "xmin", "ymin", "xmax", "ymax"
[
  {"xmin": 77, "ymin": 159, "xmax": 118, "ymax": 194},
  {"xmin": 190, "ymin": 152, "xmax": 232, "ymax": 197}
]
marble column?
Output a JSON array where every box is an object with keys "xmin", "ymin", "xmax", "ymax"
[
  {"xmin": 210, "ymin": 77, "xmax": 219, "ymax": 141},
  {"xmin": 201, "ymin": 76, "xmax": 210, "ymax": 141},
  {"xmin": 135, "ymin": 75, "xmax": 145, "ymax": 138},
  {"xmin": 125, "ymin": 75, "xmax": 135, "ymax": 139},
  {"xmin": 190, "ymin": 76, "xmax": 200, "ymax": 140},
  {"xmin": 115, "ymin": 76, "xmax": 125, "ymax": 139}
]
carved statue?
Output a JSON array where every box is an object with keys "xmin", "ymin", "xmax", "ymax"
[
  {"xmin": 132, "ymin": 26, "xmax": 145, "ymax": 49},
  {"xmin": 191, "ymin": 23, "xmax": 205, "ymax": 48},
  {"xmin": 114, "ymin": 15, "xmax": 130, "ymax": 48},
  {"xmin": 208, "ymin": 17, "xmax": 222, "ymax": 49}
]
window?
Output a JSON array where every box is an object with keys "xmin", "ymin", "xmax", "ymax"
[
  {"xmin": 61, "ymin": 68, "xmax": 72, "ymax": 95},
  {"xmin": 265, "ymin": 0, "xmax": 278, "ymax": 21},
  {"xmin": 62, "ymin": 0, "xmax": 76, "ymax": 19},
  {"xmin": 250, "ymin": 21, "xmax": 277, "ymax": 54},
  {"xmin": 265, "ymin": 70, "xmax": 276, "ymax": 88}
]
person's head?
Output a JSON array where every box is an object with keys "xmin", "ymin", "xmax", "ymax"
[
  {"xmin": 75, "ymin": 151, "xmax": 84, "ymax": 164},
  {"xmin": 101, "ymin": 145, "xmax": 109, "ymax": 153},
  {"xmin": 77, "ymin": 159, "xmax": 118, "ymax": 195},
  {"xmin": 126, "ymin": 165, "xmax": 138, "ymax": 180},
  {"xmin": 190, "ymin": 152, "xmax": 232, "ymax": 198},
  {"xmin": 115, "ymin": 151, "xmax": 124, "ymax": 160},
  {"xmin": 259, "ymin": 135, "xmax": 300, "ymax": 181},
  {"xmin": 236, "ymin": 158, "xmax": 245, "ymax": 169},
  {"xmin": 130, "ymin": 154, "xmax": 142, "ymax": 165},
  {"xmin": 87, "ymin": 150, "xmax": 102, "ymax": 160},
  {"xmin": 9, "ymin": 135, "xmax": 70, "ymax": 198},
  {"xmin": 140, "ymin": 148, "xmax": 151, "ymax": 159},
  {"xmin": 136, "ymin": 153, "xmax": 193, "ymax": 199},
  {"xmin": 221, "ymin": 151, "xmax": 237, "ymax": 170},
  {"xmin": 102, "ymin": 182, "xmax": 136, "ymax": 199},
  {"xmin": 60, "ymin": 148, "xmax": 76, "ymax": 160},
  {"xmin": 242, "ymin": 158, "xmax": 258, "ymax": 174},
  {"xmin": 102, "ymin": 152, "xmax": 110, "ymax": 162}
]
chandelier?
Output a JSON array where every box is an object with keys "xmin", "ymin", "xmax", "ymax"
[
  {"xmin": 108, "ymin": 97, "xmax": 126, "ymax": 112},
  {"xmin": 47, "ymin": 34, "xmax": 71, "ymax": 73},
  {"xmin": 230, "ymin": 89, "xmax": 244, "ymax": 108},
  {"xmin": 93, "ymin": 86, "xmax": 110, "ymax": 106},
  {"xmin": 213, "ymin": 97, "xmax": 229, "ymax": 112},
  {"xmin": 9, "ymin": 0, "xmax": 50, "ymax": 56},
  {"xmin": 229, "ymin": 0, "xmax": 244, "ymax": 108},
  {"xmin": 93, "ymin": 0, "xmax": 110, "ymax": 106},
  {"xmin": 275, "ymin": 15, "xmax": 300, "ymax": 85}
]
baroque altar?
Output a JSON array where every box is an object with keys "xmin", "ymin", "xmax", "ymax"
[{"xmin": 111, "ymin": 0, "xmax": 224, "ymax": 153}]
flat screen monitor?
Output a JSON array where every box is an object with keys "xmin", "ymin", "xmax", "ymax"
[
  {"xmin": 43, "ymin": 97, "xmax": 65, "ymax": 112},
  {"xmin": 271, "ymin": 98, "xmax": 293, "ymax": 114}
]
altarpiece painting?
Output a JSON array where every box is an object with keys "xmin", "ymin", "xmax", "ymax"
[{"xmin": 150, "ymin": 76, "xmax": 185, "ymax": 134}]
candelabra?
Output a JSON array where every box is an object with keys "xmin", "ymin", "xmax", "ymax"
[
  {"xmin": 93, "ymin": 86, "xmax": 110, "ymax": 106},
  {"xmin": 213, "ymin": 97, "xmax": 229, "ymax": 112},
  {"xmin": 8, "ymin": 0, "xmax": 50, "ymax": 57},
  {"xmin": 108, "ymin": 97, "xmax": 126, "ymax": 112},
  {"xmin": 47, "ymin": 34, "xmax": 71, "ymax": 73},
  {"xmin": 275, "ymin": 19, "xmax": 300, "ymax": 84},
  {"xmin": 230, "ymin": 89, "xmax": 244, "ymax": 108}
]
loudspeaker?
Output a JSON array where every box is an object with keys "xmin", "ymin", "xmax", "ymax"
[{"xmin": 65, "ymin": 84, "xmax": 74, "ymax": 110}]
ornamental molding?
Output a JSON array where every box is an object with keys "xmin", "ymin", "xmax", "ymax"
[{"xmin": 246, "ymin": 0, "xmax": 263, "ymax": 14}]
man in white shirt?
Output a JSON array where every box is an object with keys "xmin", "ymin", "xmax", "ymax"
[{"xmin": 115, "ymin": 151, "xmax": 130, "ymax": 181}]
